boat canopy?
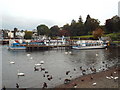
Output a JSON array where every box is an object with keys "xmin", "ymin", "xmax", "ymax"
[{"xmin": 13, "ymin": 43, "xmax": 20, "ymax": 45}]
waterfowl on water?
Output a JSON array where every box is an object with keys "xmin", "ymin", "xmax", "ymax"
[
  {"xmin": 66, "ymin": 71, "xmax": 70, "ymax": 75},
  {"xmin": 17, "ymin": 70, "xmax": 25, "ymax": 76},
  {"xmin": 35, "ymin": 63, "xmax": 41, "ymax": 66},
  {"xmin": 65, "ymin": 52, "xmax": 68, "ymax": 55},
  {"xmin": 69, "ymin": 51, "xmax": 72, "ymax": 54},
  {"xmin": 40, "ymin": 61, "xmax": 44, "ymax": 64},
  {"xmin": 16, "ymin": 83, "xmax": 19, "ymax": 88},
  {"xmin": 27, "ymin": 54, "xmax": 30, "ymax": 57},
  {"xmin": 96, "ymin": 54, "xmax": 98, "ymax": 56},
  {"xmin": 10, "ymin": 61, "xmax": 15, "ymax": 64},
  {"xmin": 34, "ymin": 66, "xmax": 39, "ymax": 71}
]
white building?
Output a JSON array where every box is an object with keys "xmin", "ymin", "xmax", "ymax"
[
  {"xmin": 16, "ymin": 31, "xmax": 25, "ymax": 38},
  {"xmin": 8, "ymin": 31, "xmax": 14, "ymax": 38}
]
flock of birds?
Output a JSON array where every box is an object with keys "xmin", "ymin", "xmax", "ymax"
[
  {"xmin": 9, "ymin": 53, "xmax": 53, "ymax": 88},
  {"xmin": 8, "ymin": 51, "xmax": 118, "ymax": 88}
]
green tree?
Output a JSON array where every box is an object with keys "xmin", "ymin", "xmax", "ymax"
[
  {"xmin": 69, "ymin": 17, "xmax": 84, "ymax": 36},
  {"xmin": 105, "ymin": 15, "xmax": 120, "ymax": 33},
  {"xmin": 92, "ymin": 28, "xmax": 104, "ymax": 39},
  {"xmin": 62, "ymin": 24, "xmax": 71, "ymax": 36},
  {"xmin": 84, "ymin": 15, "xmax": 100, "ymax": 35},
  {"xmin": 24, "ymin": 31, "xmax": 33, "ymax": 39},
  {"xmin": 50, "ymin": 25, "xmax": 60, "ymax": 37},
  {"xmin": 37, "ymin": 24, "xmax": 50, "ymax": 36}
]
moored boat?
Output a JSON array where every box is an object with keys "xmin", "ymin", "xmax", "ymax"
[
  {"xmin": 72, "ymin": 40, "xmax": 107, "ymax": 50},
  {"xmin": 8, "ymin": 39, "xmax": 27, "ymax": 50}
]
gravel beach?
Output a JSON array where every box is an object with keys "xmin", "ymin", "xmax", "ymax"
[{"xmin": 55, "ymin": 66, "xmax": 119, "ymax": 89}]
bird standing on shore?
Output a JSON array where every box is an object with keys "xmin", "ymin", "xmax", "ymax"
[
  {"xmin": 66, "ymin": 71, "xmax": 70, "ymax": 75},
  {"xmin": 42, "ymin": 82, "xmax": 47, "ymax": 88},
  {"xmin": 73, "ymin": 83, "xmax": 77, "ymax": 88},
  {"xmin": 16, "ymin": 83, "xmax": 19, "ymax": 88},
  {"xmin": 92, "ymin": 82, "xmax": 96, "ymax": 86}
]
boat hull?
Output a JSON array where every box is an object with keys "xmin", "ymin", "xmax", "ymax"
[
  {"xmin": 8, "ymin": 46, "xmax": 26, "ymax": 50},
  {"xmin": 72, "ymin": 45, "xmax": 107, "ymax": 50}
]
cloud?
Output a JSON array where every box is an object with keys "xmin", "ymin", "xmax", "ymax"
[{"xmin": 2, "ymin": 15, "xmax": 57, "ymax": 30}]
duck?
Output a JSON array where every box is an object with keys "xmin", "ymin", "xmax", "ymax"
[
  {"xmin": 66, "ymin": 71, "xmax": 70, "ymax": 75},
  {"xmin": 34, "ymin": 66, "xmax": 39, "ymax": 71},
  {"xmin": 17, "ymin": 70, "xmax": 25, "ymax": 76}
]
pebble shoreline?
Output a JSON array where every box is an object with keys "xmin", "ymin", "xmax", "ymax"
[{"xmin": 55, "ymin": 66, "xmax": 119, "ymax": 88}]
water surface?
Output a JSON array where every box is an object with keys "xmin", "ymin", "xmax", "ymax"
[{"xmin": 2, "ymin": 45, "xmax": 119, "ymax": 88}]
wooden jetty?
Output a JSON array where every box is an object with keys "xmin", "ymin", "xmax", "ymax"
[
  {"xmin": 0, "ymin": 39, "xmax": 9, "ymax": 45},
  {"xmin": 26, "ymin": 44, "xmax": 72, "ymax": 51}
]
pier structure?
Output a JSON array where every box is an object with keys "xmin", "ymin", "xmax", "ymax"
[
  {"xmin": 26, "ymin": 39, "xmax": 75, "ymax": 51},
  {"xmin": 26, "ymin": 44, "xmax": 72, "ymax": 51}
]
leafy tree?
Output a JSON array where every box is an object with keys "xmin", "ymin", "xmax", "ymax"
[
  {"xmin": 50, "ymin": 25, "xmax": 60, "ymax": 37},
  {"xmin": 105, "ymin": 15, "xmax": 120, "ymax": 33},
  {"xmin": 92, "ymin": 28, "xmax": 104, "ymax": 39},
  {"xmin": 62, "ymin": 24, "xmax": 71, "ymax": 36},
  {"xmin": 84, "ymin": 15, "xmax": 100, "ymax": 35},
  {"xmin": 58, "ymin": 30, "xmax": 70, "ymax": 37},
  {"xmin": 37, "ymin": 24, "xmax": 50, "ymax": 36},
  {"xmin": 69, "ymin": 16, "xmax": 84, "ymax": 36},
  {"xmin": 24, "ymin": 31, "xmax": 33, "ymax": 39}
]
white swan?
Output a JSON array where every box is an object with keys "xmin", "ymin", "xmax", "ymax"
[
  {"xmin": 114, "ymin": 77, "xmax": 118, "ymax": 80},
  {"xmin": 92, "ymin": 82, "xmax": 96, "ymax": 86},
  {"xmin": 96, "ymin": 54, "xmax": 98, "ymax": 56},
  {"xmin": 69, "ymin": 51, "xmax": 72, "ymax": 54},
  {"xmin": 106, "ymin": 76, "xmax": 111, "ymax": 79},
  {"xmin": 40, "ymin": 61, "xmax": 44, "ymax": 64},
  {"xmin": 27, "ymin": 54, "xmax": 30, "ymax": 57},
  {"xmin": 35, "ymin": 63, "xmax": 41, "ymax": 66},
  {"xmin": 65, "ymin": 52, "xmax": 68, "ymax": 55},
  {"xmin": 10, "ymin": 61, "xmax": 15, "ymax": 64},
  {"xmin": 17, "ymin": 70, "xmax": 25, "ymax": 76}
]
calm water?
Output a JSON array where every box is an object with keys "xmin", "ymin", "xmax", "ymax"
[{"xmin": 2, "ymin": 45, "xmax": 119, "ymax": 88}]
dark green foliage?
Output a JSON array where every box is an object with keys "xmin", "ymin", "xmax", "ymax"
[
  {"xmin": 105, "ymin": 15, "xmax": 120, "ymax": 33},
  {"xmin": 37, "ymin": 24, "xmax": 50, "ymax": 36},
  {"xmin": 35, "ymin": 15, "xmax": 120, "ymax": 38},
  {"xmin": 50, "ymin": 25, "xmax": 60, "ymax": 37},
  {"xmin": 84, "ymin": 15, "xmax": 100, "ymax": 35},
  {"xmin": 24, "ymin": 31, "xmax": 33, "ymax": 39}
]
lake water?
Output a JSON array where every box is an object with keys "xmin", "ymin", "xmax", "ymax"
[{"xmin": 1, "ymin": 45, "xmax": 119, "ymax": 88}]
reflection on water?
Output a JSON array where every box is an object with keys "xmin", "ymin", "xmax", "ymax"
[{"xmin": 2, "ymin": 45, "xmax": 119, "ymax": 88}]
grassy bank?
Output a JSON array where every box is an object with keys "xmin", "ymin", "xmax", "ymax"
[{"xmin": 70, "ymin": 33, "xmax": 120, "ymax": 43}]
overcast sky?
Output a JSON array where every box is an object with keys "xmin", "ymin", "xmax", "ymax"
[{"xmin": 1, "ymin": 0, "xmax": 120, "ymax": 30}]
